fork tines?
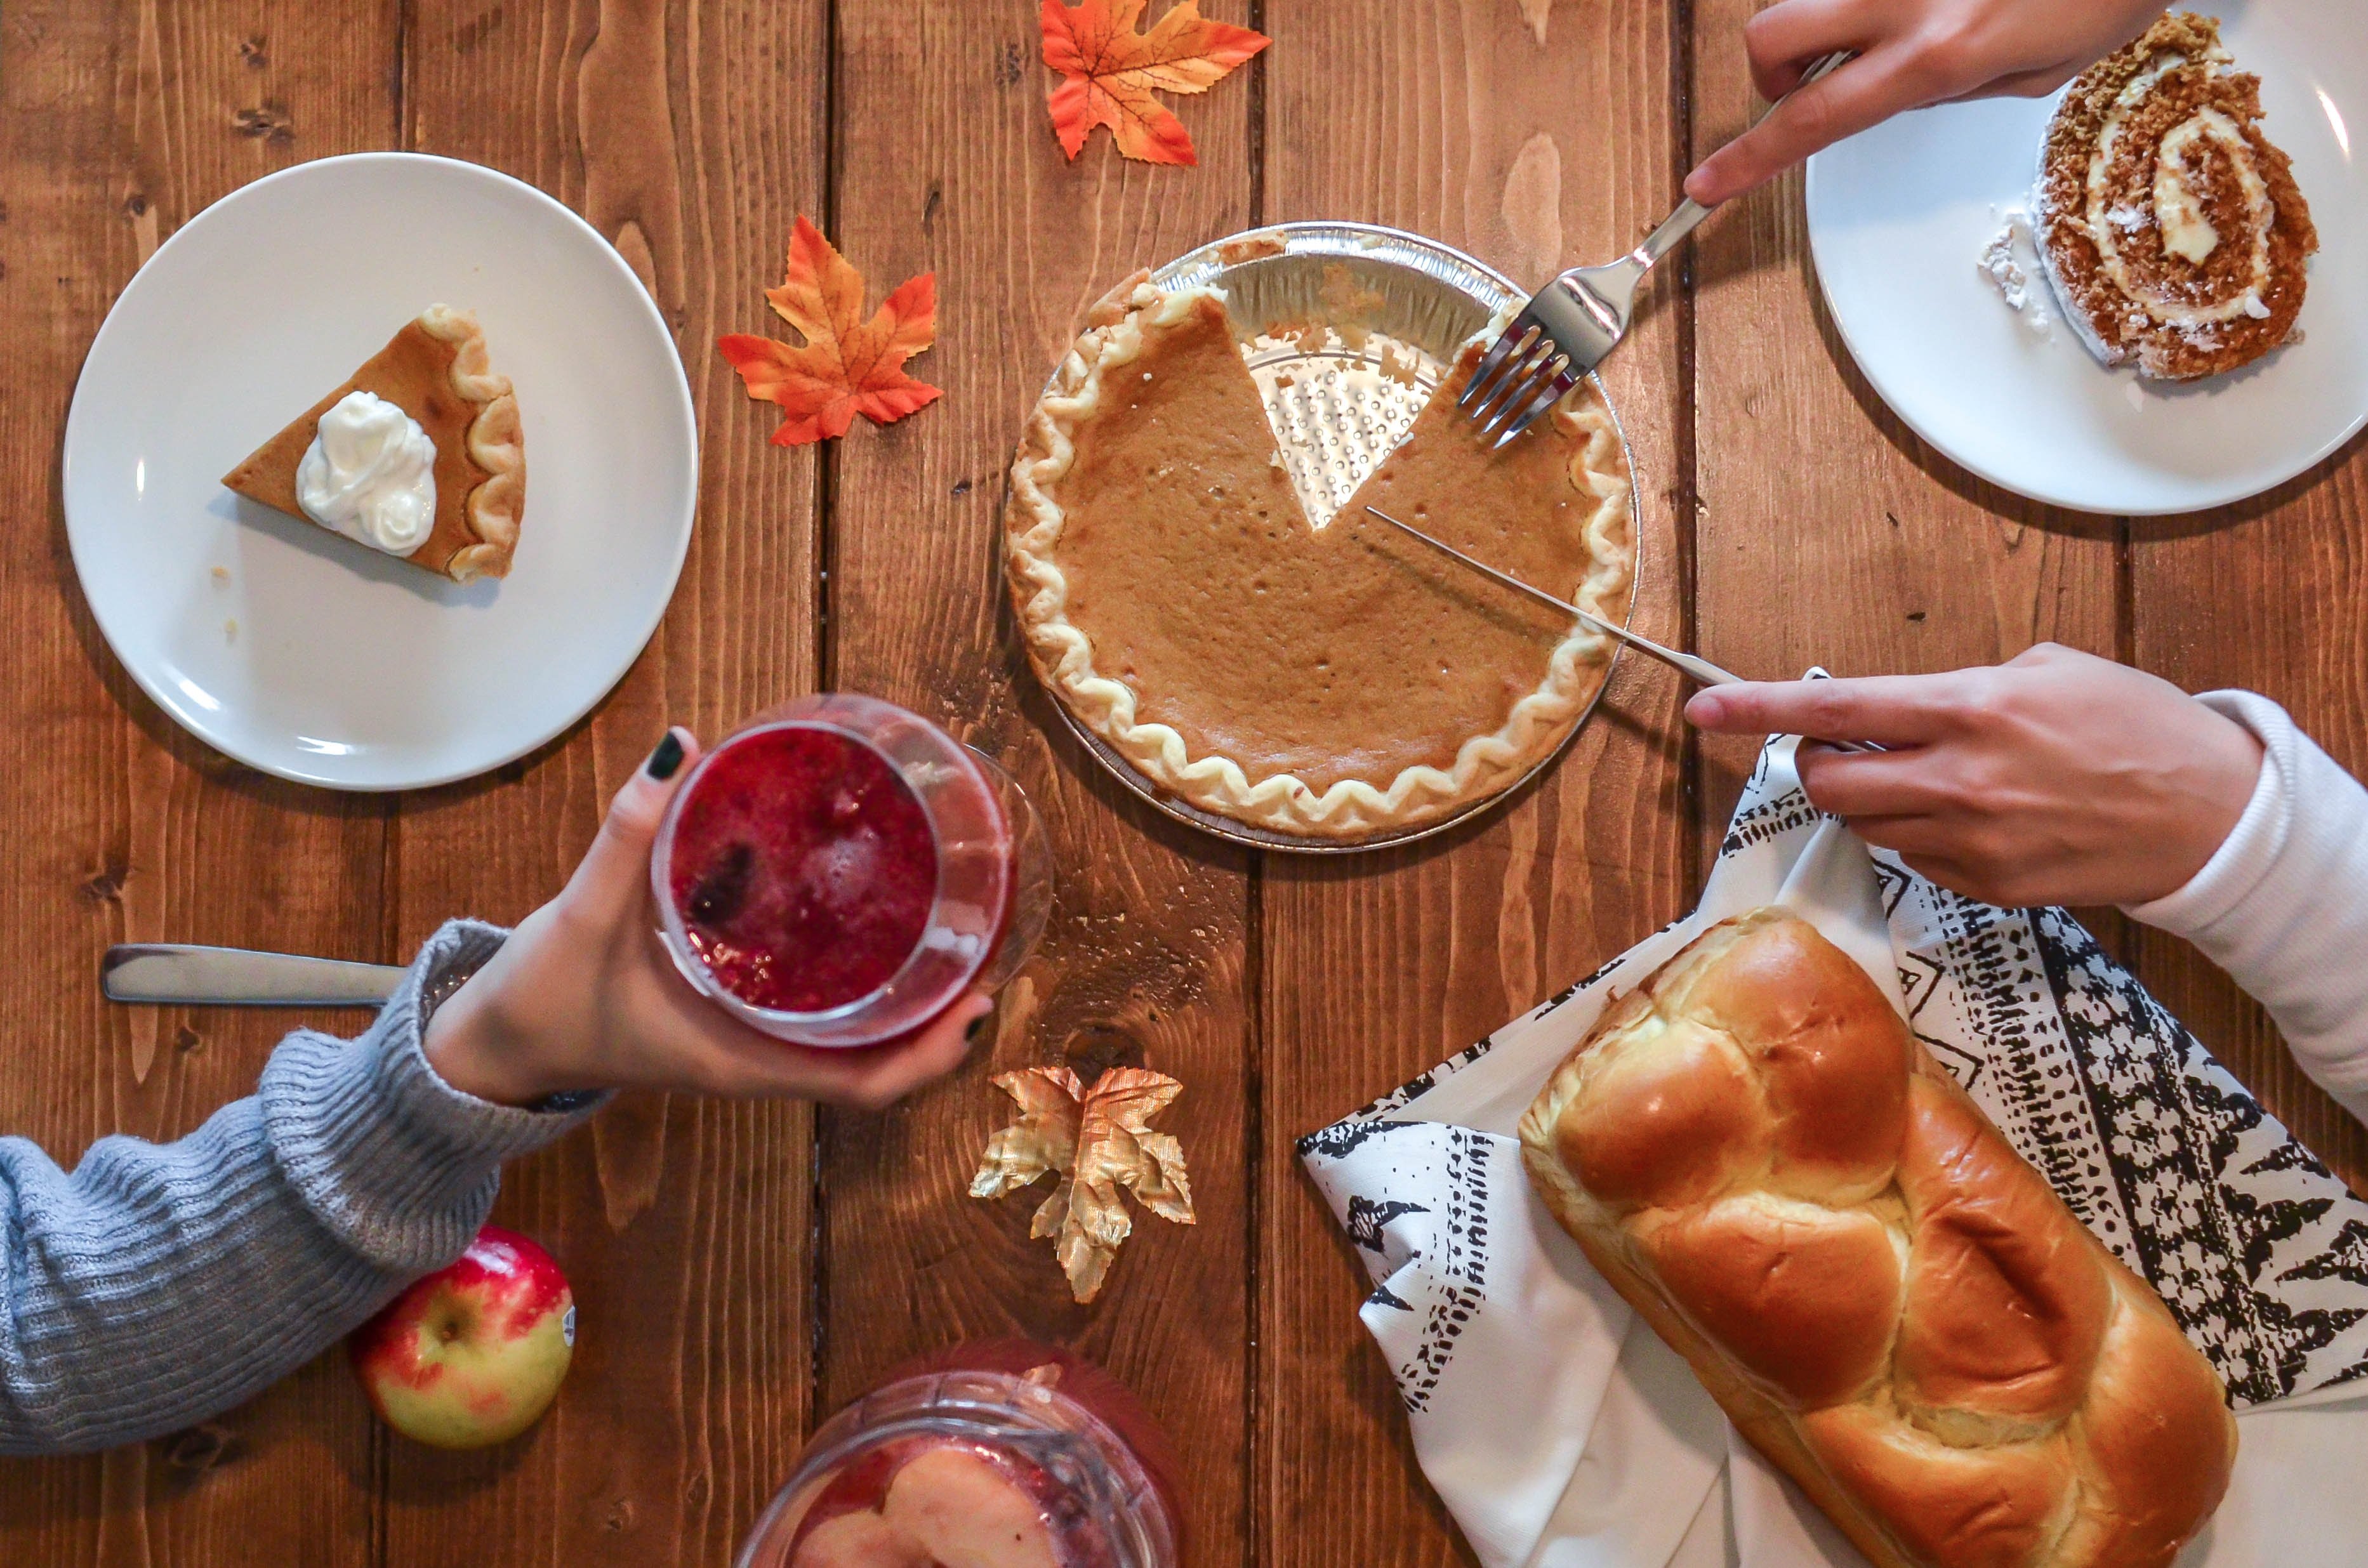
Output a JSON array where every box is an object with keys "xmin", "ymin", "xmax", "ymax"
[{"xmin": 1457, "ymin": 319, "xmax": 1577, "ymax": 449}]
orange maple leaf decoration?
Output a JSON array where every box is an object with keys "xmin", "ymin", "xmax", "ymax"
[
  {"xmin": 1040, "ymin": 0, "xmax": 1269, "ymax": 166},
  {"xmin": 717, "ymin": 216, "xmax": 941, "ymax": 445}
]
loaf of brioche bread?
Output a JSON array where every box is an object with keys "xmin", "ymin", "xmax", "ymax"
[{"xmin": 1518, "ymin": 909, "xmax": 2236, "ymax": 1568}]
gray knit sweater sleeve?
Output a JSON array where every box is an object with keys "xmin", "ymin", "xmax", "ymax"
[{"xmin": 0, "ymin": 920, "xmax": 602, "ymax": 1455}]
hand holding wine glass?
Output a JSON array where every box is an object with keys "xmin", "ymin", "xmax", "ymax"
[{"xmin": 423, "ymin": 728, "xmax": 989, "ymax": 1110}]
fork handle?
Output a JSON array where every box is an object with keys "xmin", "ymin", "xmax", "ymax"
[
  {"xmin": 1620, "ymin": 49, "xmax": 1853, "ymax": 269},
  {"xmin": 1630, "ymin": 199, "xmax": 1714, "ymax": 268},
  {"xmin": 1768, "ymin": 49, "xmax": 1855, "ymax": 115}
]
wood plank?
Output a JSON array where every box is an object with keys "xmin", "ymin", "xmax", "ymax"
[
  {"xmin": 0, "ymin": 2, "xmax": 395, "ymax": 1562},
  {"xmin": 821, "ymin": 4, "xmax": 1256, "ymax": 1564},
  {"xmin": 383, "ymin": 2, "xmax": 828, "ymax": 1561},
  {"xmin": 1688, "ymin": 0, "xmax": 2119, "ymax": 855},
  {"xmin": 1256, "ymin": 2, "xmax": 1689, "ymax": 1562},
  {"xmin": 2129, "ymin": 456, "xmax": 2368, "ymax": 1192}
]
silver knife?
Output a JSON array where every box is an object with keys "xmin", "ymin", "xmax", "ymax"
[
  {"xmin": 102, "ymin": 944, "xmax": 405, "ymax": 1007},
  {"xmin": 1362, "ymin": 504, "xmax": 1882, "ymax": 753},
  {"xmin": 1363, "ymin": 505, "xmax": 1744, "ymax": 686}
]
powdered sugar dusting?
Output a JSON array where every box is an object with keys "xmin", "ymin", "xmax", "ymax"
[
  {"xmin": 1980, "ymin": 228, "xmax": 2030, "ymax": 310},
  {"xmin": 1979, "ymin": 204, "xmax": 2054, "ymax": 335}
]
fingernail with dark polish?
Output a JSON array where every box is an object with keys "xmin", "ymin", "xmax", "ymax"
[
  {"xmin": 646, "ymin": 730, "xmax": 685, "ymax": 780},
  {"xmin": 966, "ymin": 1013, "xmax": 993, "ymax": 1045}
]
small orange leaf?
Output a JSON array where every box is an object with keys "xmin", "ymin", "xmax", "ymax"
[
  {"xmin": 717, "ymin": 215, "xmax": 941, "ymax": 445},
  {"xmin": 1040, "ymin": 0, "xmax": 1269, "ymax": 167}
]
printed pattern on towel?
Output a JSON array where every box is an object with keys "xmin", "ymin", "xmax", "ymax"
[
  {"xmin": 1877, "ymin": 847, "xmax": 2368, "ymax": 1406},
  {"xmin": 1871, "ymin": 860, "xmax": 2140, "ymax": 1254},
  {"xmin": 1308, "ymin": 1122, "xmax": 1497, "ymax": 1414},
  {"xmin": 2034, "ymin": 907, "xmax": 2368, "ymax": 1404},
  {"xmin": 1304, "ymin": 749, "xmax": 2368, "ymax": 1414}
]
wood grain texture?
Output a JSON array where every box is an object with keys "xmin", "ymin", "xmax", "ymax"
[
  {"xmin": 1257, "ymin": 3, "xmax": 1688, "ymax": 1562},
  {"xmin": 4, "ymin": 6, "xmax": 2363, "ymax": 1568},
  {"xmin": 819, "ymin": 5, "xmax": 1257, "ymax": 1564},
  {"xmin": 2128, "ymin": 453, "xmax": 2368, "ymax": 1192},
  {"xmin": 384, "ymin": 2, "xmax": 827, "ymax": 1564},
  {"xmin": 1687, "ymin": 0, "xmax": 2118, "ymax": 848},
  {"xmin": 0, "ymin": 3, "xmax": 395, "ymax": 1562}
]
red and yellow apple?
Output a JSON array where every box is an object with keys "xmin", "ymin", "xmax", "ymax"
[{"xmin": 348, "ymin": 1224, "xmax": 575, "ymax": 1449}]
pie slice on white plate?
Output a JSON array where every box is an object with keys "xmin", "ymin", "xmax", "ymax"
[{"xmin": 223, "ymin": 305, "xmax": 524, "ymax": 582}]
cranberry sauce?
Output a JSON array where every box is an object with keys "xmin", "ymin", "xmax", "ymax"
[{"xmin": 666, "ymin": 725, "xmax": 938, "ymax": 1013}]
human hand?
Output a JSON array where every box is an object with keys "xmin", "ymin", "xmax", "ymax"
[
  {"xmin": 423, "ymin": 728, "xmax": 991, "ymax": 1109},
  {"xmin": 1684, "ymin": 0, "xmax": 2167, "ymax": 206},
  {"xmin": 1684, "ymin": 644, "xmax": 2263, "ymax": 909}
]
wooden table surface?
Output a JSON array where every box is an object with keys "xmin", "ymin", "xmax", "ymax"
[{"xmin": 3, "ymin": 2, "xmax": 2363, "ymax": 1563}]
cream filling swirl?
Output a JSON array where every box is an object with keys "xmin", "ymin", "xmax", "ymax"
[
  {"xmin": 2085, "ymin": 57, "xmax": 2273, "ymax": 327},
  {"xmin": 2153, "ymin": 114, "xmax": 2226, "ymax": 263}
]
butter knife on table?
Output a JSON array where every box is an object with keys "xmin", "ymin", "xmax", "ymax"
[{"xmin": 102, "ymin": 944, "xmax": 404, "ymax": 1007}]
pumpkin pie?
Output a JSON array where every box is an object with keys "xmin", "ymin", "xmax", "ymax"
[
  {"xmin": 223, "ymin": 305, "xmax": 526, "ymax": 581},
  {"xmin": 1005, "ymin": 273, "xmax": 1635, "ymax": 840}
]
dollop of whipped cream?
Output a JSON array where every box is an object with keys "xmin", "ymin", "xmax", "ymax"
[{"xmin": 295, "ymin": 391, "xmax": 437, "ymax": 556}]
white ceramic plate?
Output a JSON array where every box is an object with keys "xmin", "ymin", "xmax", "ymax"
[
  {"xmin": 63, "ymin": 152, "xmax": 697, "ymax": 789},
  {"xmin": 1804, "ymin": 0, "xmax": 2364, "ymax": 515}
]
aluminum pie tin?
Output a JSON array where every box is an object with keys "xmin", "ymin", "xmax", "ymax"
[{"xmin": 1022, "ymin": 220, "xmax": 1643, "ymax": 855}]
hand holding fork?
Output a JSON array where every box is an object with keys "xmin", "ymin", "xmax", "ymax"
[{"xmin": 1459, "ymin": 51, "xmax": 1851, "ymax": 447}]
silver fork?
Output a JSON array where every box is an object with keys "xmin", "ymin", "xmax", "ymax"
[{"xmin": 1461, "ymin": 50, "xmax": 1855, "ymax": 447}]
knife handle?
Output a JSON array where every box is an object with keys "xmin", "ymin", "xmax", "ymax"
[{"xmin": 102, "ymin": 944, "xmax": 406, "ymax": 1007}]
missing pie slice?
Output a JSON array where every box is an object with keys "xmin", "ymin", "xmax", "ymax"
[
  {"xmin": 223, "ymin": 305, "xmax": 526, "ymax": 581},
  {"xmin": 1005, "ymin": 273, "xmax": 1636, "ymax": 840}
]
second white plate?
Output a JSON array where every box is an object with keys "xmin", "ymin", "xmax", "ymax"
[
  {"xmin": 63, "ymin": 152, "xmax": 698, "ymax": 789},
  {"xmin": 1804, "ymin": 0, "xmax": 2365, "ymax": 516}
]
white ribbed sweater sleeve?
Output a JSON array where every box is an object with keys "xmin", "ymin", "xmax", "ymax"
[
  {"xmin": 0, "ymin": 920, "xmax": 601, "ymax": 1455},
  {"xmin": 2126, "ymin": 692, "xmax": 2368, "ymax": 1124}
]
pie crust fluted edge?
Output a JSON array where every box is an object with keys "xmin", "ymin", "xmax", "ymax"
[
  {"xmin": 419, "ymin": 305, "xmax": 526, "ymax": 583},
  {"xmin": 1003, "ymin": 275, "xmax": 1637, "ymax": 840}
]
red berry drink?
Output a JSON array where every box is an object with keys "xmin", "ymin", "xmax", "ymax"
[
  {"xmin": 666, "ymin": 726, "xmax": 939, "ymax": 1013},
  {"xmin": 736, "ymin": 1343, "xmax": 1180, "ymax": 1568},
  {"xmin": 652, "ymin": 695, "xmax": 1051, "ymax": 1048}
]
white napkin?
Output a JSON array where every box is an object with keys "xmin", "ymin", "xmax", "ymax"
[{"xmin": 1301, "ymin": 734, "xmax": 2368, "ymax": 1568}]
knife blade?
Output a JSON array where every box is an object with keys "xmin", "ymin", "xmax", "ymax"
[
  {"xmin": 1362, "ymin": 505, "xmax": 1745, "ymax": 687},
  {"xmin": 1361, "ymin": 504, "xmax": 1885, "ymax": 754}
]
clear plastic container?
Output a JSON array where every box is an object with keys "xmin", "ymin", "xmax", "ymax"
[
  {"xmin": 650, "ymin": 694, "xmax": 1052, "ymax": 1048},
  {"xmin": 736, "ymin": 1343, "xmax": 1179, "ymax": 1568}
]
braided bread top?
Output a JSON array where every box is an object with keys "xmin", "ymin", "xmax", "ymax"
[{"xmin": 1518, "ymin": 909, "xmax": 2237, "ymax": 1568}]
